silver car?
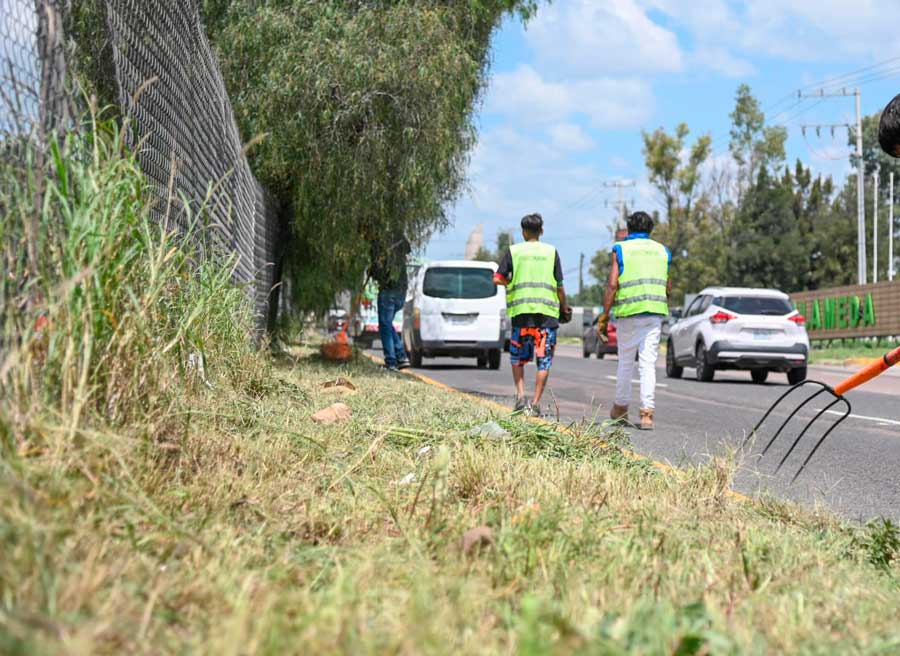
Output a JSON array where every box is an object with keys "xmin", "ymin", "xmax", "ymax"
[{"xmin": 666, "ymin": 287, "xmax": 810, "ymax": 384}]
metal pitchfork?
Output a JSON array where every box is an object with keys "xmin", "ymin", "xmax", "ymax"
[{"xmin": 747, "ymin": 345, "xmax": 900, "ymax": 483}]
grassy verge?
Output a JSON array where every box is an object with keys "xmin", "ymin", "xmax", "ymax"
[
  {"xmin": 4, "ymin": 120, "xmax": 900, "ymax": 655},
  {"xmin": 810, "ymin": 340, "xmax": 898, "ymax": 365},
  {"xmin": 5, "ymin": 350, "xmax": 900, "ymax": 654}
]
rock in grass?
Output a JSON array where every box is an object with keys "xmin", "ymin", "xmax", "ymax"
[
  {"xmin": 460, "ymin": 525, "xmax": 494, "ymax": 556},
  {"xmin": 311, "ymin": 402, "xmax": 352, "ymax": 424}
]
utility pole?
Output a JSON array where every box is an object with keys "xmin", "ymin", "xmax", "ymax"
[
  {"xmin": 798, "ymin": 87, "xmax": 866, "ymax": 285},
  {"xmin": 579, "ymin": 252, "xmax": 585, "ymax": 297},
  {"xmin": 602, "ymin": 180, "xmax": 637, "ymax": 222},
  {"xmin": 888, "ymin": 171, "xmax": 894, "ymax": 280},
  {"xmin": 874, "ymin": 169, "xmax": 879, "ymax": 283},
  {"xmin": 857, "ymin": 89, "xmax": 866, "ymax": 285}
]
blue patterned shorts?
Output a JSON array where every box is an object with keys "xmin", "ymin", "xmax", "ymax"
[{"xmin": 510, "ymin": 326, "xmax": 557, "ymax": 371}]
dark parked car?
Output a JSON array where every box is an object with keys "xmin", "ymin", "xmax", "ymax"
[{"xmin": 582, "ymin": 316, "xmax": 618, "ymax": 358}]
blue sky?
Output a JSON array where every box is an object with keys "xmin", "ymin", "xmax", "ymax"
[{"xmin": 424, "ymin": 0, "xmax": 900, "ymax": 285}]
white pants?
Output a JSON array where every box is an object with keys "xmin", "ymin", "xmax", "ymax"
[{"xmin": 614, "ymin": 315, "xmax": 662, "ymax": 410}]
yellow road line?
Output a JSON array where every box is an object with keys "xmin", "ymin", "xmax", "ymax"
[{"xmin": 363, "ymin": 352, "xmax": 751, "ymax": 504}]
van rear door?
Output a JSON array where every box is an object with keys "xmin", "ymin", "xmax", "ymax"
[{"xmin": 419, "ymin": 266, "xmax": 504, "ymax": 343}]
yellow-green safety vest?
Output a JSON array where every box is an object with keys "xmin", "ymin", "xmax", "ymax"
[
  {"xmin": 613, "ymin": 238, "xmax": 669, "ymax": 317},
  {"xmin": 507, "ymin": 241, "xmax": 560, "ymax": 318}
]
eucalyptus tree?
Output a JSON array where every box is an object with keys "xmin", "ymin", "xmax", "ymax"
[{"xmin": 203, "ymin": 1, "xmax": 538, "ymax": 309}]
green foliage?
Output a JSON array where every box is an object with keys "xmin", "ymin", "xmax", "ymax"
[
  {"xmin": 730, "ymin": 83, "xmax": 787, "ymax": 197},
  {"xmin": 204, "ymin": 2, "xmax": 533, "ymax": 311},
  {"xmin": 590, "ymin": 85, "xmax": 865, "ymax": 299},
  {"xmin": 473, "ymin": 229, "xmax": 515, "ymax": 263},
  {"xmin": 727, "ymin": 167, "xmax": 807, "ymax": 291},
  {"xmin": 0, "ymin": 116, "xmax": 259, "ymax": 427},
  {"xmin": 853, "ymin": 519, "xmax": 900, "ymax": 571},
  {"xmin": 64, "ymin": 0, "xmax": 119, "ymax": 109},
  {"xmin": 642, "ymin": 123, "xmax": 711, "ymax": 254}
]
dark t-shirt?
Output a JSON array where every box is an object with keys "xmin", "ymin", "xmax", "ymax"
[
  {"xmin": 370, "ymin": 237, "xmax": 411, "ymax": 291},
  {"xmin": 496, "ymin": 246, "xmax": 564, "ymax": 329}
]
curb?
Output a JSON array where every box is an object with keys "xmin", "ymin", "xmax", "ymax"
[
  {"xmin": 843, "ymin": 357, "xmax": 882, "ymax": 368},
  {"xmin": 364, "ymin": 352, "xmax": 751, "ymax": 504}
]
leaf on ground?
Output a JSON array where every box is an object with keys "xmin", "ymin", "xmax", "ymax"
[
  {"xmin": 322, "ymin": 377, "xmax": 357, "ymax": 395},
  {"xmin": 311, "ymin": 402, "xmax": 352, "ymax": 424},
  {"xmin": 460, "ymin": 525, "xmax": 494, "ymax": 556}
]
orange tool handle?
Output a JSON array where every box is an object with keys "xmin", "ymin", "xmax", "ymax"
[{"xmin": 834, "ymin": 345, "xmax": 900, "ymax": 396}]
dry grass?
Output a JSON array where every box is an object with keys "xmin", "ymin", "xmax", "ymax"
[
  {"xmin": 3, "ymin": 116, "xmax": 900, "ymax": 656},
  {"xmin": 3, "ymin": 349, "xmax": 900, "ymax": 655}
]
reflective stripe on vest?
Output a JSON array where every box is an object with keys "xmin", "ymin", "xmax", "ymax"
[
  {"xmin": 613, "ymin": 239, "xmax": 669, "ymax": 317},
  {"xmin": 507, "ymin": 241, "xmax": 559, "ymax": 318}
]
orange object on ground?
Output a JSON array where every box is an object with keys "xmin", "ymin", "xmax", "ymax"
[{"xmin": 321, "ymin": 326, "xmax": 353, "ymax": 362}]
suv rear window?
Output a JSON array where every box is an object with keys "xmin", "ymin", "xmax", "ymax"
[
  {"xmin": 423, "ymin": 267, "xmax": 496, "ymax": 299},
  {"xmin": 714, "ymin": 296, "xmax": 793, "ymax": 316}
]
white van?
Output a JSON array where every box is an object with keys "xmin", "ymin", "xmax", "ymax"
[{"xmin": 402, "ymin": 260, "xmax": 507, "ymax": 369}]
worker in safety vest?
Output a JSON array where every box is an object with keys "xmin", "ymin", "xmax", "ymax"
[
  {"xmin": 494, "ymin": 213, "xmax": 572, "ymax": 416},
  {"xmin": 597, "ymin": 211, "xmax": 671, "ymax": 430}
]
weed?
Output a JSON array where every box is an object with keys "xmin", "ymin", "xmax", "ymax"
[{"xmin": 853, "ymin": 519, "xmax": 900, "ymax": 571}]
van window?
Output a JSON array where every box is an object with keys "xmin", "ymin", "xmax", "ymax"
[
  {"xmin": 717, "ymin": 296, "xmax": 793, "ymax": 316},
  {"xmin": 423, "ymin": 267, "xmax": 496, "ymax": 299}
]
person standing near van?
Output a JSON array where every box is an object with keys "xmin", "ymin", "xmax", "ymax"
[
  {"xmin": 494, "ymin": 213, "xmax": 571, "ymax": 415},
  {"xmin": 597, "ymin": 211, "xmax": 671, "ymax": 430},
  {"xmin": 370, "ymin": 236, "xmax": 411, "ymax": 372}
]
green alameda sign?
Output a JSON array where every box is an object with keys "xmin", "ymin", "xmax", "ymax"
[{"xmin": 794, "ymin": 294, "xmax": 876, "ymax": 332}]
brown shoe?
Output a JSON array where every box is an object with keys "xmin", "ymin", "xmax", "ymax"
[
  {"xmin": 639, "ymin": 408, "xmax": 654, "ymax": 431},
  {"xmin": 610, "ymin": 403, "xmax": 629, "ymax": 423}
]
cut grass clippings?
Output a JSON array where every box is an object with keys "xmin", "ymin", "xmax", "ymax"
[{"xmin": 4, "ymin": 351, "xmax": 900, "ymax": 654}]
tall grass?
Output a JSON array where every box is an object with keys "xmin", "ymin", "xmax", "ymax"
[{"xmin": 0, "ymin": 115, "xmax": 261, "ymax": 442}]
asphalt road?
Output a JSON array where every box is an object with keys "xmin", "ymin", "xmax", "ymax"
[{"xmin": 383, "ymin": 344, "xmax": 900, "ymax": 523}]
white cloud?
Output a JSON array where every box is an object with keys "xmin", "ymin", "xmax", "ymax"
[
  {"xmin": 644, "ymin": 0, "xmax": 900, "ymax": 64},
  {"xmin": 692, "ymin": 47, "xmax": 755, "ymax": 78},
  {"xmin": 547, "ymin": 122, "xmax": 596, "ymax": 152},
  {"xmin": 526, "ymin": 0, "xmax": 685, "ymax": 76},
  {"xmin": 486, "ymin": 64, "xmax": 654, "ymax": 129}
]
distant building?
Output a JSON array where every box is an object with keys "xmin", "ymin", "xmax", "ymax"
[{"xmin": 464, "ymin": 224, "xmax": 484, "ymax": 260}]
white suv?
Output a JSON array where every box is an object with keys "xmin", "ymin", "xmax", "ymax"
[{"xmin": 666, "ymin": 287, "xmax": 809, "ymax": 384}]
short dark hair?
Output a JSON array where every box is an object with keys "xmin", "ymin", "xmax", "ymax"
[
  {"xmin": 879, "ymin": 94, "xmax": 900, "ymax": 157},
  {"xmin": 521, "ymin": 213, "xmax": 543, "ymax": 235},
  {"xmin": 626, "ymin": 211, "xmax": 654, "ymax": 234}
]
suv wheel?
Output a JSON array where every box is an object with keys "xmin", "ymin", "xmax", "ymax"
[
  {"xmin": 751, "ymin": 369, "xmax": 769, "ymax": 384},
  {"xmin": 695, "ymin": 342, "xmax": 715, "ymax": 382},
  {"xmin": 787, "ymin": 366, "xmax": 807, "ymax": 385},
  {"xmin": 666, "ymin": 340, "xmax": 683, "ymax": 379}
]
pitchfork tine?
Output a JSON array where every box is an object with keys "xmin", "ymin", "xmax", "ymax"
[
  {"xmin": 747, "ymin": 383, "xmax": 804, "ymax": 446},
  {"xmin": 774, "ymin": 397, "xmax": 842, "ymax": 474},
  {"xmin": 790, "ymin": 398, "xmax": 852, "ymax": 484},
  {"xmin": 758, "ymin": 386, "xmax": 828, "ymax": 457}
]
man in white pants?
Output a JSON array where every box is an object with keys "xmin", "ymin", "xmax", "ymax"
[{"xmin": 596, "ymin": 211, "xmax": 671, "ymax": 430}]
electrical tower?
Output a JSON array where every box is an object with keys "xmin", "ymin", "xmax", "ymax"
[{"xmin": 798, "ymin": 87, "xmax": 866, "ymax": 285}]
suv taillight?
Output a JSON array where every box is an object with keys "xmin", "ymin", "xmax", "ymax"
[
  {"xmin": 789, "ymin": 314, "xmax": 805, "ymax": 326},
  {"xmin": 709, "ymin": 311, "xmax": 736, "ymax": 324}
]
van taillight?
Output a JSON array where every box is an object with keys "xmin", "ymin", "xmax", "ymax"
[
  {"xmin": 709, "ymin": 311, "xmax": 736, "ymax": 324},
  {"xmin": 789, "ymin": 314, "xmax": 805, "ymax": 326},
  {"xmin": 413, "ymin": 308, "xmax": 421, "ymax": 330}
]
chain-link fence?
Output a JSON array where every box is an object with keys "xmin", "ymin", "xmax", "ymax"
[
  {"xmin": 1, "ymin": 0, "xmax": 71, "ymax": 146},
  {"xmin": 0, "ymin": 0, "xmax": 283, "ymax": 334}
]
